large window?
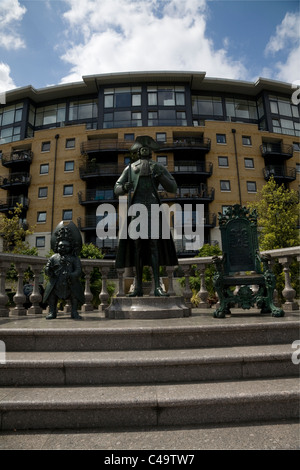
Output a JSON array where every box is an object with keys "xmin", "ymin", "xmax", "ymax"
[
  {"xmin": 269, "ymin": 95, "xmax": 299, "ymax": 118},
  {"xmin": 69, "ymin": 100, "xmax": 98, "ymax": 121},
  {"xmin": 148, "ymin": 110, "xmax": 187, "ymax": 126},
  {"xmin": 35, "ymin": 103, "xmax": 66, "ymax": 127},
  {"xmin": 104, "ymin": 87, "xmax": 142, "ymax": 108},
  {"xmin": 0, "ymin": 103, "xmax": 23, "ymax": 126},
  {"xmin": 103, "ymin": 111, "xmax": 142, "ymax": 128},
  {"xmin": 225, "ymin": 98, "xmax": 258, "ymax": 120},
  {"xmin": 0, "ymin": 126, "xmax": 21, "ymax": 144},
  {"xmin": 192, "ymin": 96, "xmax": 223, "ymax": 116},
  {"xmin": 147, "ymin": 86, "xmax": 185, "ymax": 106},
  {"xmin": 272, "ymin": 118, "xmax": 300, "ymax": 136}
]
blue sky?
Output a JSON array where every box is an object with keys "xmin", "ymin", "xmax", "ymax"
[{"xmin": 0, "ymin": 0, "xmax": 299, "ymax": 93}]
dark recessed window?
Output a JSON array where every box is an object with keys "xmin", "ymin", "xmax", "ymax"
[
  {"xmin": 36, "ymin": 236, "xmax": 45, "ymax": 248},
  {"xmin": 156, "ymin": 132, "xmax": 166, "ymax": 142},
  {"xmin": 247, "ymin": 181, "xmax": 257, "ymax": 192},
  {"xmin": 220, "ymin": 180, "xmax": 231, "ymax": 191},
  {"xmin": 38, "ymin": 187, "xmax": 48, "ymax": 198},
  {"xmin": 64, "ymin": 161, "xmax": 74, "ymax": 171},
  {"xmin": 216, "ymin": 134, "xmax": 226, "ymax": 144},
  {"xmin": 242, "ymin": 136, "xmax": 252, "ymax": 145},
  {"xmin": 157, "ymin": 156, "xmax": 167, "ymax": 166},
  {"xmin": 41, "ymin": 141, "xmax": 50, "ymax": 152},
  {"xmin": 63, "ymin": 185, "xmax": 73, "ymax": 196},
  {"xmin": 40, "ymin": 164, "xmax": 49, "ymax": 174},
  {"xmin": 66, "ymin": 138, "xmax": 75, "ymax": 148},
  {"xmin": 218, "ymin": 156, "xmax": 228, "ymax": 167},
  {"xmin": 245, "ymin": 158, "xmax": 254, "ymax": 168},
  {"xmin": 37, "ymin": 212, "xmax": 46, "ymax": 222},
  {"xmin": 63, "ymin": 209, "xmax": 72, "ymax": 220}
]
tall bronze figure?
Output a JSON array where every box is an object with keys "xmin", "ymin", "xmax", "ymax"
[
  {"xmin": 114, "ymin": 136, "xmax": 178, "ymax": 297},
  {"xmin": 43, "ymin": 221, "xmax": 85, "ymax": 319}
]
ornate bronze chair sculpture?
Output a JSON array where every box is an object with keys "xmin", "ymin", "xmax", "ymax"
[{"xmin": 212, "ymin": 205, "xmax": 284, "ymax": 318}]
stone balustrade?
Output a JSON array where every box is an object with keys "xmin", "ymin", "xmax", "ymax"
[{"xmin": 0, "ymin": 246, "xmax": 299, "ymax": 317}]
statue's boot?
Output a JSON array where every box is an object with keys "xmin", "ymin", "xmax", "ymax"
[
  {"xmin": 46, "ymin": 297, "xmax": 57, "ymax": 319},
  {"xmin": 128, "ymin": 246, "xmax": 143, "ymax": 297},
  {"xmin": 151, "ymin": 245, "xmax": 169, "ymax": 297},
  {"xmin": 70, "ymin": 299, "xmax": 82, "ymax": 320}
]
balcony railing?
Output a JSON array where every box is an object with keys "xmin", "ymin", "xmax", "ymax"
[
  {"xmin": 0, "ymin": 246, "xmax": 298, "ymax": 316},
  {"xmin": 78, "ymin": 189, "xmax": 117, "ymax": 205},
  {"xmin": 81, "ymin": 139, "xmax": 133, "ymax": 154},
  {"xmin": 0, "ymin": 173, "xmax": 31, "ymax": 188},
  {"xmin": 0, "ymin": 196, "xmax": 29, "ymax": 212},
  {"xmin": 160, "ymin": 137, "xmax": 211, "ymax": 152},
  {"xmin": 1, "ymin": 150, "xmax": 33, "ymax": 167},
  {"xmin": 263, "ymin": 166, "xmax": 297, "ymax": 181},
  {"xmin": 160, "ymin": 186, "xmax": 215, "ymax": 201},
  {"xmin": 173, "ymin": 161, "xmax": 213, "ymax": 175},
  {"xmin": 79, "ymin": 163, "xmax": 125, "ymax": 179},
  {"xmin": 260, "ymin": 143, "xmax": 293, "ymax": 159}
]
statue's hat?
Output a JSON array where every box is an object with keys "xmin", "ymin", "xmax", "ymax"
[
  {"xmin": 130, "ymin": 135, "xmax": 160, "ymax": 152},
  {"xmin": 51, "ymin": 221, "xmax": 83, "ymax": 255}
]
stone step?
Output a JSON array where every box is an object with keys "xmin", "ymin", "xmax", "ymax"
[
  {"xmin": 1, "ymin": 344, "xmax": 298, "ymax": 386},
  {"xmin": 0, "ymin": 378, "xmax": 298, "ymax": 430},
  {"xmin": 1, "ymin": 316, "xmax": 299, "ymax": 351}
]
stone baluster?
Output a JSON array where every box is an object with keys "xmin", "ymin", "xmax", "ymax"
[
  {"xmin": 28, "ymin": 263, "xmax": 44, "ymax": 314},
  {"xmin": 0, "ymin": 261, "xmax": 10, "ymax": 317},
  {"xmin": 279, "ymin": 256, "xmax": 298, "ymax": 311},
  {"xmin": 181, "ymin": 264, "xmax": 192, "ymax": 307},
  {"xmin": 116, "ymin": 268, "xmax": 125, "ymax": 297},
  {"xmin": 82, "ymin": 265, "xmax": 94, "ymax": 312},
  {"xmin": 197, "ymin": 263, "xmax": 209, "ymax": 308},
  {"xmin": 12, "ymin": 263, "xmax": 27, "ymax": 316},
  {"xmin": 166, "ymin": 266, "xmax": 175, "ymax": 296},
  {"xmin": 99, "ymin": 266, "xmax": 110, "ymax": 311}
]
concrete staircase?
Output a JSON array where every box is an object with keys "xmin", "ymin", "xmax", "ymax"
[{"xmin": 0, "ymin": 313, "xmax": 299, "ymax": 431}]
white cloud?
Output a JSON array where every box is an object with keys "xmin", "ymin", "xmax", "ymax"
[
  {"xmin": 265, "ymin": 11, "xmax": 300, "ymax": 83},
  {"xmin": 59, "ymin": 0, "xmax": 246, "ymax": 83},
  {"xmin": 0, "ymin": 0, "xmax": 27, "ymax": 50},
  {"xmin": 0, "ymin": 62, "xmax": 16, "ymax": 93}
]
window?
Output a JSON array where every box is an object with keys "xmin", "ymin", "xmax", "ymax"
[
  {"xmin": 124, "ymin": 133, "xmax": 134, "ymax": 141},
  {"xmin": 225, "ymin": 98, "xmax": 258, "ymax": 120},
  {"xmin": 37, "ymin": 212, "xmax": 46, "ymax": 222},
  {"xmin": 218, "ymin": 156, "xmax": 228, "ymax": 167},
  {"xmin": 64, "ymin": 161, "xmax": 74, "ymax": 172},
  {"xmin": 296, "ymin": 163, "xmax": 300, "ymax": 173},
  {"xmin": 222, "ymin": 205, "xmax": 230, "ymax": 214},
  {"xmin": 0, "ymin": 126, "xmax": 21, "ymax": 144},
  {"xmin": 66, "ymin": 138, "xmax": 75, "ymax": 148},
  {"xmin": 38, "ymin": 187, "xmax": 48, "ymax": 198},
  {"xmin": 35, "ymin": 103, "xmax": 66, "ymax": 127},
  {"xmin": 36, "ymin": 236, "xmax": 45, "ymax": 248},
  {"xmin": 216, "ymin": 134, "xmax": 226, "ymax": 144},
  {"xmin": 0, "ymin": 103, "xmax": 23, "ymax": 126},
  {"xmin": 41, "ymin": 141, "xmax": 50, "ymax": 152},
  {"xmin": 244, "ymin": 158, "xmax": 254, "ymax": 168},
  {"xmin": 63, "ymin": 185, "xmax": 73, "ymax": 196},
  {"xmin": 293, "ymin": 142, "xmax": 300, "ymax": 151},
  {"xmin": 124, "ymin": 156, "xmax": 131, "ymax": 166},
  {"xmin": 220, "ymin": 180, "xmax": 231, "ymax": 191},
  {"xmin": 157, "ymin": 156, "xmax": 167, "ymax": 166},
  {"xmin": 63, "ymin": 209, "xmax": 72, "ymax": 221},
  {"xmin": 269, "ymin": 95, "xmax": 299, "ymax": 118},
  {"xmin": 247, "ymin": 181, "xmax": 257, "ymax": 192},
  {"xmin": 40, "ymin": 164, "xmax": 49, "ymax": 174},
  {"xmin": 69, "ymin": 100, "xmax": 97, "ymax": 120},
  {"xmin": 147, "ymin": 86, "xmax": 185, "ymax": 107},
  {"xmin": 192, "ymin": 96, "xmax": 223, "ymax": 116},
  {"xmin": 104, "ymin": 87, "xmax": 142, "ymax": 108},
  {"xmin": 103, "ymin": 111, "xmax": 142, "ymax": 128},
  {"xmin": 156, "ymin": 132, "xmax": 166, "ymax": 142},
  {"xmin": 242, "ymin": 136, "xmax": 252, "ymax": 146}
]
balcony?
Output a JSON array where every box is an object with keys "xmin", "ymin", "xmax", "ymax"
[
  {"xmin": 263, "ymin": 166, "xmax": 297, "ymax": 182},
  {"xmin": 160, "ymin": 186, "xmax": 215, "ymax": 202},
  {"xmin": 81, "ymin": 139, "xmax": 132, "ymax": 155},
  {"xmin": 2, "ymin": 150, "xmax": 33, "ymax": 167},
  {"xmin": 0, "ymin": 172, "xmax": 31, "ymax": 189},
  {"xmin": 79, "ymin": 163, "xmax": 125, "ymax": 180},
  {"xmin": 172, "ymin": 161, "xmax": 213, "ymax": 177},
  {"xmin": 78, "ymin": 189, "xmax": 117, "ymax": 205},
  {"xmin": 260, "ymin": 143, "xmax": 293, "ymax": 160},
  {"xmin": 159, "ymin": 137, "xmax": 211, "ymax": 153},
  {"xmin": 0, "ymin": 196, "xmax": 29, "ymax": 213}
]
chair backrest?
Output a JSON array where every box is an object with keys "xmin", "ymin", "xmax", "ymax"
[{"xmin": 218, "ymin": 205, "xmax": 261, "ymax": 275}]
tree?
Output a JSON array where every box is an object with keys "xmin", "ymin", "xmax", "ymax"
[
  {"xmin": 248, "ymin": 177, "xmax": 299, "ymax": 250},
  {"xmin": 0, "ymin": 203, "xmax": 37, "ymax": 254}
]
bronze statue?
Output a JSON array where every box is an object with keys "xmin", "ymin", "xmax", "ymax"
[
  {"xmin": 114, "ymin": 136, "xmax": 178, "ymax": 296},
  {"xmin": 43, "ymin": 221, "xmax": 85, "ymax": 319}
]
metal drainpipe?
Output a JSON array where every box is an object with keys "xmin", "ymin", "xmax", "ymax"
[
  {"xmin": 51, "ymin": 134, "xmax": 60, "ymax": 234},
  {"xmin": 232, "ymin": 129, "xmax": 242, "ymax": 205}
]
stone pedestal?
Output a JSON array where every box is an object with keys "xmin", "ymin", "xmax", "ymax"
[{"xmin": 105, "ymin": 296, "xmax": 191, "ymax": 319}]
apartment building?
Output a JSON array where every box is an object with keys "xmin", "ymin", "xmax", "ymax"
[{"xmin": 0, "ymin": 72, "xmax": 299, "ymax": 257}]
